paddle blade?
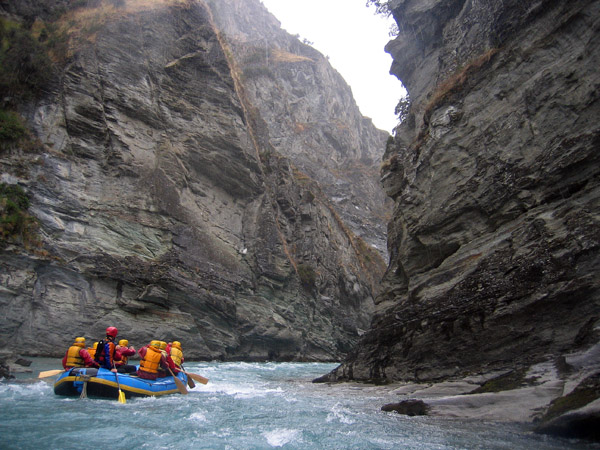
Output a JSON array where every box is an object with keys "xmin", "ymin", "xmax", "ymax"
[
  {"xmin": 118, "ymin": 389, "xmax": 126, "ymax": 403},
  {"xmin": 38, "ymin": 369, "xmax": 64, "ymax": 379},
  {"xmin": 185, "ymin": 372, "xmax": 209, "ymax": 385},
  {"xmin": 180, "ymin": 365, "xmax": 195, "ymax": 388},
  {"xmin": 187, "ymin": 376, "xmax": 196, "ymax": 389},
  {"xmin": 169, "ymin": 368, "xmax": 188, "ymax": 395},
  {"xmin": 174, "ymin": 376, "xmax": 188, "ymax": 395}
]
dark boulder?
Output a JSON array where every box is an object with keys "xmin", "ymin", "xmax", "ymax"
[{"xmin": 381, "ymin": 399, "xmax": 430, "ymax": 416}]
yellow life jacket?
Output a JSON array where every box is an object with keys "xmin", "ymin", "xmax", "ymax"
[
  {"xmin": 66, "ymin": 343, "xmax": 85, "ymax": 368},
  {"xmin": 140, "ymin": 346, "xmax": 162, "ymax": 374},
  {"xmin": 87, "ymin": 342, "xmax": 98, "ymax": 359},
  {"xmin": 118, "ymin": 340, "xmax": 129, "ymax": 364},
  {"xmin": 170, "ymin": 346, "xmax": 183, "ymax": 367}
]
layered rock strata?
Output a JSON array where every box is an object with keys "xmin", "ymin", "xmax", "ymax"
[
  {"xmin": 326, "ymin": 0, "xmax": 600, "ymax": 385},
  {"xmin": 207, "ymin": 0, "xmax": 391, "ymax": 256},
  {"xmin": 0, "ymin": 0, "xmax": 386, "ymax": 360}
]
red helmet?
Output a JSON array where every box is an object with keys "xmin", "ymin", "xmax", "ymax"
[{"xmin": 106, "ymin": 326, "xmax": 118, "ymax": 338}]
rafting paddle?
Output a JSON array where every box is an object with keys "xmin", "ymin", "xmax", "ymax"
[
  {"xmin": 182, "ymin": 371, "xmax": 209, "ymax": 385},
  {"xmin": 168, "ymin": 368, "xmax": 188, "ymax": 395},
  {"xmin": 180, "ymin": 364, "xmax": 195, "ymax": 388},
  {"xmin": 113, "ymin": 364, "xmax": 127, "ymax": 404},
  {"xmin": 38, "ymin": 369, "xmax": 64, "ymax": 379}
]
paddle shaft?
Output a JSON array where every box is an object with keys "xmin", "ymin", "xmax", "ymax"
[
  {"xmin": 113, "ymin": 363, "xmax": 127, "ymax": 403},
  {"xmin": 38, "ymin": 369, "xmax": 64, "ymax": 379}
]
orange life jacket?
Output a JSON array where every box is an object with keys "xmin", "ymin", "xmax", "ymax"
[
  {"xmin": 169, "ymin": 346, "xmax": 183, "ymax": 367},
  {"xmin": 65, "ymin": 344, "xmax": 84, "ymax": 368},
  {"xmin": 140, "ymin": 346, "xmax": 162, "ymax": 374}
]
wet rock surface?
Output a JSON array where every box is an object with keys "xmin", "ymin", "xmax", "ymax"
[
  {"xmin": 381, "ymin": 399, "xmax": 429, "ymax": 416},
  {"xmin": 207, "ymin": 0, "xmax": 391, "ymax": 257},
  {"xmin": 0, "ymin": 0, "xmax": 386, "ymax": 361},
  {"xmin": 324, "ymin": 0, "xmax": 600, "ymax": 440},
  {"xmin": 333, "ymin": 0, "xmax": 600, "ymax": 381}
]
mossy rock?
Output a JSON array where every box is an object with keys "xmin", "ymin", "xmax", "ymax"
[{"xmin": 542, "ymin": 373, "xmax": 600, "ymax": 422}]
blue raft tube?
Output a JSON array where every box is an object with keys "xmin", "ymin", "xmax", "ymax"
[{"xmin": 54, "ymin": 367, "xmax": 188, "ymax": 399}]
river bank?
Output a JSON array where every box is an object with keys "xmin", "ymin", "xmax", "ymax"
[{"xmin": 359, "ymin": 352, "xmax": 600, "ymax": 442}]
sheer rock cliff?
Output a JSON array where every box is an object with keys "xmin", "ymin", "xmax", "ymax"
[
  {"xmin": 206, "ymin": 0, "xmax": 391, "ymax": 256},
  {"xmin": 326, "ymin": 0, "xmax": 600, "ymax": 386},
  {"xmin": 316, "ymin": 0, "xmax": 600, "ymax": 438},
  {"xmin": 0, "ymin": 0, "xmax": 387, "ymax": 360}
]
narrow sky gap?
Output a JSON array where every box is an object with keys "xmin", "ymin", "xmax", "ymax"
[{"xmin": 260, "ymin": 0, "xmax": 404, "ymax": 132}]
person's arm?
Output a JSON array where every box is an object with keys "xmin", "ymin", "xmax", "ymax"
[
  {"xmin": 160, "ymin": 355, "xmax": 169, "ymax": 370},
  {"xmin": 167, "ymin": 355, "xmax": 176, "ymax": 371},
  {"xmin": 80, "ymin": 349, "xmax": 99, "ymax": 368},
  {"xmin": 114, "ymin": 347, "xmax": 123, "ymax": 365},
  {"xmin": 62, "ymin": 352, "xmax": 68, "ymax": 370}
]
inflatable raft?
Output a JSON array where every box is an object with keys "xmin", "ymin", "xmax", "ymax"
[{"xmin": 54, "ymin": 367, "xmax": 188, "ymax": 399}]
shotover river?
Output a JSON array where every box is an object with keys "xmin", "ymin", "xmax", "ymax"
[{"xmin": 0, "ymin": 359, "xmax": 596, "ymax": 449}]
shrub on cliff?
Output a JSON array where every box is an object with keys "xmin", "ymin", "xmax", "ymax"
[
  {"xmin": 0, "ymin": 109, "xmax": 27, "ymax": 145},
  {"xmin": 0, "ymin": 183, "xmax": 40, "ymax": 251},
  {"xmin": 0, "ymin": 18, "xmax": 55, "ymax": 102},
  {"xmin": 297, "ymin": 263, "xmax": 317, "ymax": 288}
]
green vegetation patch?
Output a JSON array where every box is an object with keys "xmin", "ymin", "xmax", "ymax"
[
  {"xmin": 542, "ymin": 373, "xmax": 600, "ymax": 422},
  {"xmin": 297, "ymin": 263, "xmax": 317, "ymax": 288},
  {"xmin": 0, "ymin": 18, "xmax": 55, "ymax": 101},
  {"xmin": 0, "ymin": 183, "xmax": 40, "ymax": 250},
  {"xmin": 470, "ymin": 368, "xmax": 538, "ymax": 394},
  {"xmin": 0, "ymin": 109, "xmax": 27, "ymax": 143},
  {"xmin": 0, "ymin": 183, "xmax": 30, "ymax": 210}
]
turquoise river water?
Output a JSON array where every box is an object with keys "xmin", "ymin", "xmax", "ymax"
[{"xmin": 0, "ymin": 359, "xmax": 598, "ymax": 450}]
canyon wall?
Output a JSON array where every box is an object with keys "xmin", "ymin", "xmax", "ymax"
[
  {"xmin": 207, "ymin": 0, "xmax": 391, "ymax": 256},
  {"xmin": 0, "ymin": 0, "xmax": 386, "ymax": 360},
  {"xmin": 327, "ymin": 0, "xmax": 600, "ymax": 382}
]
